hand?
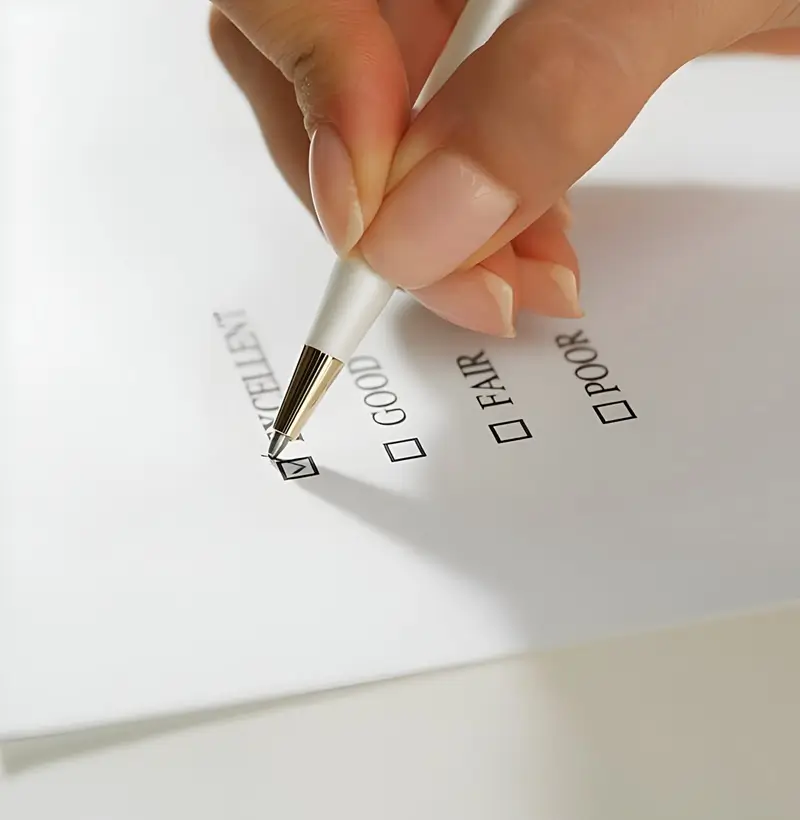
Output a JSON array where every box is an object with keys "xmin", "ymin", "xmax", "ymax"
[{"xmin": 209, "ymin": 0, "xmax": 800, "ymax": 338}]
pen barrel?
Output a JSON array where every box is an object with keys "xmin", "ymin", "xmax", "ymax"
[
  {"xmin": 276, "ymin": 0, "xmax": 523, "ymax": 445},
  {"xmin": 301, "ymin": 1, "xmax": 521, "ymax": 366},
  {"xmin": 414, "ymin": 0, "xmax": 523, "ymax": 112},
  {"xmin": 306, "ymin": 256, "xmax": 396, "ymax": 363}
]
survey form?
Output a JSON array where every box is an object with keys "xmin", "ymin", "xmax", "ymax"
[{"xmin": 4, "ymin": 0, "xmax": 800, "ymax": 738}]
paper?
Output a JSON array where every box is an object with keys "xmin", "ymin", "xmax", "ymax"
[{"xmin": 4, "ymin": 0, "xmax": 800, "ymax": 738}]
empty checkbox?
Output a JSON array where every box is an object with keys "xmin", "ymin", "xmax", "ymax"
[
  {"xmin": 593, "ymin": 400, "xmax": 637, "ymax": 425},
  {"xmin": 489, "ymin": 419, "xmax": 533, "ymax": 445},
  {"xmin": 384, "ymin": 438, "xmax": 427, "ymax": 463}
]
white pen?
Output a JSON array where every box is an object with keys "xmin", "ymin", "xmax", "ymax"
[{"xmin": 269, "ymin": 0, "xmax": 520, "ymax": 460}]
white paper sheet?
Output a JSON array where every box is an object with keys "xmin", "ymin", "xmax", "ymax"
[{"xmin": 4, "ymin": 0, "xmax": 800, "ymax": 737}]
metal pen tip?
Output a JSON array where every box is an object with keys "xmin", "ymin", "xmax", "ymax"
[
  {"xmin": 269, "ymin": 345, "xmax": 344, "ymax": 459},
  {"xmin": 268, "ymin": 432, "xmax": 291, "ymax": 461}
]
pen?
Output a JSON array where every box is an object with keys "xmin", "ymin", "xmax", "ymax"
[{"xmin": 269, "ymin": 0, "xmax": 520, "ymax": 460}]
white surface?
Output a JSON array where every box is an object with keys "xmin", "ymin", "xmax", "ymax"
[
  {"xmin": 5, "ymin": 0, "xmax": 800, "ymax": 738},
  {"xmin": 2, "ymin": 605, "xmax": 800, "ymax": 819},
  {"xmin": 3, "ymin": 1, "xmax": 800, "ymax": 816}
]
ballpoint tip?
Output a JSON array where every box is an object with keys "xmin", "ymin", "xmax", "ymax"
[{"xmin": 268, "ymin": 432, "xmax": 291, "ymax": 461}]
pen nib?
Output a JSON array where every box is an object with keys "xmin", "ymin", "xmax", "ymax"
[{"xmin": 268, "ymin": 432, "xmax": 291, "ymax": 461}]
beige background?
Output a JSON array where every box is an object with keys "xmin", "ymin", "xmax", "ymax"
[{"xmin": 2, "ymin": 604, "xmax": 799, "ymax": 819}]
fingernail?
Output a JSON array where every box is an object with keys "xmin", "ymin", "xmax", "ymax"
[
  {"xmin": 519, "ymin": 260, "xmax": 583, "ymax": 318},
  {"xmin": 360, "ymin": 151, "xmax": 517, "ymax": 289},
  {"xmin": 414, "ymin": 267, "xmax": 516, "ymax": 337},
  {"xmin": 309, "ymin": 123, "xmax": 364, "ymax": 254}
]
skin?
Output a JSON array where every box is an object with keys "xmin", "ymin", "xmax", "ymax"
[{"xmin": 207, "ymin": 0, "xmax": 800, "ymax": 336}]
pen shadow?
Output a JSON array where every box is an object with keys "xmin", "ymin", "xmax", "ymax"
[
  {"xmin": 5, "ymin": 181, "xmax": 800, "ymax": 775},
  {"xmin": 302, "ymin": 181, "xmax": 800, "ymax": 643}
]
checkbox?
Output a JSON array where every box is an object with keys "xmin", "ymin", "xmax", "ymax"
[
  {"xmin": 489, "ymin": 419, "xmax": 533, "ymax": 445},
  {"xmin": 384, "ymin": 438, "xmax": 427, "ymax": 463},
  {"xmin": 275, "ymin": 455, "xmax": 320, "ymax": 481},
  {"xmin": 593, "ymin": 400, "xmax": 637, "ymax": 425}
]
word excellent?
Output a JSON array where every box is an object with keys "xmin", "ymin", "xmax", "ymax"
[{"xmin": 214, "ymin": 310, "xmax": 285, "ymax": 440}]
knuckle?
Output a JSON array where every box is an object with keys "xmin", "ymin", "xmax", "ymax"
[
  {"xmin": 245, "ymin": 1, "xmax": 334, "ymax": 85},
  {"xmin": 209, "ymin": 1, "xmax": 316, "ymax": 81},
  {"xmin": 248, "ymin": 7, "xmax": 322, "ymax": 130}
]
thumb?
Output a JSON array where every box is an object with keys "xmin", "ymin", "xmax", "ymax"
[
  {"xmin": 358, "ymin": 0, "xmax": 796, "ymax": 291},
  {"xmin": 212, "ymin": 0, "xmax": 410, "ymax": 253}
]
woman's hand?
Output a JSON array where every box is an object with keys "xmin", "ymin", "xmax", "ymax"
[{"xmin": 209, "ymin": 0, "xmax": 800, "ymax": 338}]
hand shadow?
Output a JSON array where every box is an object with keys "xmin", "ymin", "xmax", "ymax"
[
  {"xmin": 302, "ymin": 181, "xmax": 800, "ymax": 646},
  {"xmin": 6, "ymin": 182, "xmax": 800, "ymax": 774}
]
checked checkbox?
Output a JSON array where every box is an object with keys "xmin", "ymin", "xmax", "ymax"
[{"xmin": 275, "ymin": 456, "xmax": 320, "ymax": 481}]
